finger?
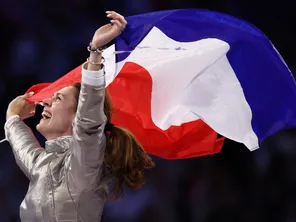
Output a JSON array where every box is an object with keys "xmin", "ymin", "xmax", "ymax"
[
  {"xmin": 21, "ymin": 92, "xmax": 35, "ymax": 99},
  {"xmin": 106, "ymin": 10, "xmax": 115, "ymax": 15},
  {"xmin": 107, "ymin": 12, "xmax": 127, "ymax": 26},
  {"xmin": 24, "ymin": 111, "xmax": 36, "ymax": 120},
  {"xmin": 30, "ymin": 110, "xmax": 36, "ymax": 115},
  {"xmin": 28, "ymin": 105, "xmax": 36, "ymax": 116},
  {"xmin": 112, "ymin": 14, "xmax": 127, "ymax": 27},
  {"xmin": 110, "ymin": 20, "xmax": 125, "ymax": 32},
  {"xmin": 25, "ymin": 104, "xmax": 36, "ymax": 115},
  {"xmin": 35, "ymin": 101, "xmax": 44, "ymax": 106},
  {"xmin": 31, "ymin": 103, "xmax": 37, "ymax": 111}
]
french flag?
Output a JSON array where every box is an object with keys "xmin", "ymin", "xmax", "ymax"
[{"xmin": 26, "ymin": 9, "xmax": 296, "ymax": 159}]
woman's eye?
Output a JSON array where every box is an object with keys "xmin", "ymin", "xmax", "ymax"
[{"xmin": 54, "ymin": 96, "xmax": 61, "ymax": 101}]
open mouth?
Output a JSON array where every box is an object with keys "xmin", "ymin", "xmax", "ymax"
[{"xmin": 42, "ymin": 111, "xmax": 52, "ymax": 120}]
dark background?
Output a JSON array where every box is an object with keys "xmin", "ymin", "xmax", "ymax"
[{"xmin": 1, "ymin": 0, "xmax": 296, "ymax": 221}]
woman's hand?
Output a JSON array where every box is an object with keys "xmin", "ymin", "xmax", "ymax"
[
  {"xmin": 91, "ymin": 11, "xmax": 127, "ymax": 48},
  {"xmin": 6, "ymin": 92, "xmax": 36, "ymax": 120}
]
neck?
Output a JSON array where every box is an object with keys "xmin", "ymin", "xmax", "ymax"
[{"xmin": 37, "ymin": 123, "xmax": 74, "ymax": 141}]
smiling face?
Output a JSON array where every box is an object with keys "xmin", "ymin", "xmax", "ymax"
[{"xmin": 36, "ymin": 86, "xmax": 79, "ymax": 141}]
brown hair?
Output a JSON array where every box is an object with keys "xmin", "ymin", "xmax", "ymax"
[{"xmin": 72, "ymin": 82, "xmax": 155, "ymax": 200}]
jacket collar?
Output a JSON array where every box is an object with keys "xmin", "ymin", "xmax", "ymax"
[{"xmin": 45, "ymin": 136, "xmax": 73, "ymax": 153}]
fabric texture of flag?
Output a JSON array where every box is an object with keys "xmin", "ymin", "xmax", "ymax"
[{"xmin": 26, "ymin": 9, "xmax": 296, "ymax": 159}]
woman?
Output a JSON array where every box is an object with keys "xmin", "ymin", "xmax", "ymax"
[{"xmin": 5, "ymin": 11, "xmax": 155, "ymax": 222}]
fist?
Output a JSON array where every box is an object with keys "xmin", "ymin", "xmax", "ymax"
[
  {"xmin": 91, "ymin": 11, "xmax": 127, "ymax": 48},
  {"xmin": 7, "ymin": 92, "xmax": 36, "ymax": 120}
]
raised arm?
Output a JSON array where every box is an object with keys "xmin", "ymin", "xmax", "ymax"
[
  {"xmin": 69, "ymin": 11, "xmax": 127, "ymax": 191},
  {"xmin": 4, "ymin": 93, "xmax": 44, "ymax": 179}
]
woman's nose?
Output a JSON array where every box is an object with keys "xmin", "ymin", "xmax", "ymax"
[{"xmin": 42, "ymin": 98, "xmax": 52, "ymax": 107}]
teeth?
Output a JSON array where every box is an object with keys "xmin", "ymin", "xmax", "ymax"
[
  {"xmin": 42, "ymin": 114, "xmax": 48, "ymax": 119},
  {"xmin": 42, "ymin": 111, "xmax": 52, "ymax": 119}
]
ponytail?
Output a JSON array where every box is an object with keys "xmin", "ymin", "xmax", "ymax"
[{"xmin": 104, "ymin": 126, "xmax": 155, "ymax": 200}]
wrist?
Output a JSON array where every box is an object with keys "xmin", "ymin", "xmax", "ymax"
[
  {"xmin": 89, "ymin": 51, "xmax": 102, "ymax": 62},
  {"xmin": 6, "ymin": 112, "xmax": 19, "ymax": 121},
  {"xmin": 86, "ymin": 42, "xmax": 105, "ymax": 71},
  {"xmin": 87, "ymin": 52, "xmax": 103, "ymax": 71},
  {"xmin": 87, "ymin": 42, "xmax": 104, "ymax": 54}
]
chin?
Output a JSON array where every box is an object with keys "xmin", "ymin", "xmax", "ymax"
[
  {"xmin": 36, "ymin": 123, "xmax": 42, "ymax": 132},
  {"xmin": 36, "ymin": 119, "xmax": 48, "ymax": 136},
  {"xmin": 36, "ymin": 124, "xmax": 44, "ymax": 136}
]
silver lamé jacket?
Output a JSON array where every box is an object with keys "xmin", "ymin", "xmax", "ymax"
[{"xmin": 4, "ymin": 65, "xmax": 111, "ymax": 222}]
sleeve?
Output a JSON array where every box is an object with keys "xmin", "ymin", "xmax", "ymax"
[
  {"xmin": 4, "ymin": 115, "xmax": 44, "ymax": 179},
  {"xmin": 69, "ymin": 62, "xmax": 107, "ymax": 191}
]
